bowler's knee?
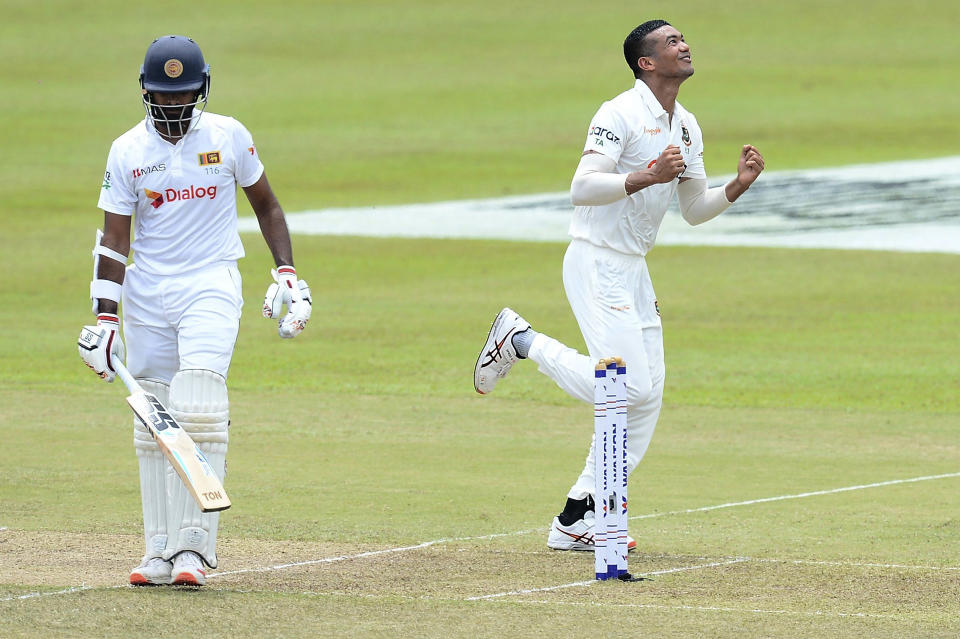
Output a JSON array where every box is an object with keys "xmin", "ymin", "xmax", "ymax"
[{"xmin": 625, "ymin": 375, "xmax": 655, "ymax": 406}]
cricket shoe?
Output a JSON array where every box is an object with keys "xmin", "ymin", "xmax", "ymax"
[
  {"xmin": 474, "ymin": 307, "xmax": 530, "ymax": 394},
  {"xmin": 547, "ymin": 512, "xmax": 637, "ymax": 552},
  {"xmin": 129, "ymin": 556, "xmax": 173, "ymax": 586},
  {"xmin": 171, "ymin": 551, "xmax": 207, "ymax": 586}
]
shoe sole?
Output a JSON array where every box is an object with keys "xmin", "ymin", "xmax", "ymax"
[
  {"xmin": 473, "ymin": 310, "xmax": 508, "ymax": 394},
  {"xmin": 547, "ymin": 542, "xmax": 594, "ymax": 552},
  {"xmin": 548, "ymin": 541, "xmax": 637, "ymax": 552},
  {"xmin": 129, "ymin": 573, "xmax": 171, "ymax": 586},
  {"xmin": 171, "ymin": 572, "xmax": 205, "ymax": 586}
]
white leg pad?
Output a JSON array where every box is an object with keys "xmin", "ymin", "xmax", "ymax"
[
  {"xmin": 163, "ymin": 369, "xmax": 229, "ymax": 568},
  {"xmin": 134, "ymin": 378, "xmax": 170, "ymax": 559}
]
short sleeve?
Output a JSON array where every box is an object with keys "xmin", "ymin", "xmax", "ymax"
[
  {"xmin": 96, "ymin": 141, "xmax": 136, "ymax": 216},
  {"xmin": 582, "ymin": 101, "xmax": 628, "ymax": 163},
  {"xmin": 231, "ymin": 120, "xmax": 265, "ymax": 188}
]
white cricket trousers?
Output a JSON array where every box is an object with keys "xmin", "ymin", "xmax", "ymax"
[
  {"xmin": 528, "ymin": 239, "xmax": 665, "ymax": 500},
  {"xmin": 122, "ymin": 261, "xmax": 244, "ymax": 382}
]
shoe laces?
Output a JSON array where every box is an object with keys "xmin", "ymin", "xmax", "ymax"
[{"xmin": 176, "ymin": 551, "xmax": 202, "ymax": 569}]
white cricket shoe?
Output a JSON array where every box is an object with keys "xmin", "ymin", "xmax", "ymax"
[
  {"xmin": 129, "ymin": 556, "xmax": 173, "ymax": 586},
  {"xmin": 171, "ymin": 551, "xmax": 207, "ymax": 586},
  {"xmin": 474, "ymin": 307, "xmax": 530, "ymax": 394},
  {"xmin": 547, "ymin": 512, "xmax": 637, "ymax": 552}
]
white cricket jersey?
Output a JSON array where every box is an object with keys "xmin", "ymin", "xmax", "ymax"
[
  {"xmin": 97, "ymin": 112, "xmax": 265, "ymax": 275},
  {"xmin": 569, "ymin": 79, "xmax": 706, "ymax": 256}
]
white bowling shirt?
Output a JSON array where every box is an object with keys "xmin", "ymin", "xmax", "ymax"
[
  {"xmin": 97, "ymin": 112, "xmax": 265, "ymax": 275},
  {"xmin": 569, "ymin": 79, "xmax": 706, "ymax": 256}
]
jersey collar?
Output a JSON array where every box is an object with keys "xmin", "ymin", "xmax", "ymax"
[{"xmin": 633, "ymin": 79, "xmax": 668, "ymax": 121}]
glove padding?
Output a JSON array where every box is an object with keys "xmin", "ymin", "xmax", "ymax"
[
  {"xmin": 78, "ymin": 313, "xmax": 126, "ymax": 382},
  {"xmin": 262, "ymin": 265, "xmax": 312, "ymax": 339}
]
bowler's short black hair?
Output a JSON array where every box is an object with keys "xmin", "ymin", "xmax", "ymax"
[{"xmin": 623, "ymin": 20, "xmax": 671, "ymax": 78}]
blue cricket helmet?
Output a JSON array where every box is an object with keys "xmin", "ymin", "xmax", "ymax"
[{"xmin": 139, "ymin": 35, "xmax": 210, "ymax": 94}]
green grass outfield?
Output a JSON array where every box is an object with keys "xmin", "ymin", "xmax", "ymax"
[{"xmin": 2, "ymin": 1, "xmax": 959, "ymax": 637}]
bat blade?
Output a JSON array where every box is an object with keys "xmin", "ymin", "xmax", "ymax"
[{"xmin": 126, "ymin": 391, "xmax": 231, "ymax": 513}]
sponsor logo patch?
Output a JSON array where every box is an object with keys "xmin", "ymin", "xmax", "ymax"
[
  {"xmin": 248, "ymin": 145, "xmax": 256, "ymax": 156},
  {"xmin": 145, "ymin": 188, "xmax": 164, "ymax": 209},
  {"xmin": 588, "ymin": 126, "xmax": 621, "ymax": 147},
  {"xmin": 164, "ymin": 59, "xmax": 183, "ymax": 78},
  {"xmin": 165, "ymin": 185, "xmax": 218, "ymax": 202},
  {"xmin": 132, "ymin": 163, "xmax": 166, "ymax": 179},
  {"xmin": 143, "ymin": 185, "xmax": 217, "ymax": 209},
  {"xmin": 643, "ymin": 126, "xmax": 662, "ymax": 136},
  {"xmin": 198, "ymin": 151, "xmax": 221, "ymax": 166},
  {"xmin": 102, "ymin": 170, "xmax": 112, "ymax": 190},
  {"xmin": 681, "ymin": 125, "xmax": 691, "ymax": 146}
]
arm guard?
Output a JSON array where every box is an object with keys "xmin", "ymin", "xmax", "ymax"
[{"xmin": 90, "ymin": 229, "xmax": 127, "ymax": 314}]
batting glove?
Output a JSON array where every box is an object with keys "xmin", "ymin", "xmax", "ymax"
[
  {"xmin": 262, "ymin": 265, "xmax": 312, "ymax": 339},
  {"xmin": 77, "ymin": 313, "xmax": 126, "ymax": 382}
]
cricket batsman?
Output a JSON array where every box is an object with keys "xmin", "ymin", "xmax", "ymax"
[{"xmin": 77, "ymin": 35, "xmax": 312, "ymax": 585}]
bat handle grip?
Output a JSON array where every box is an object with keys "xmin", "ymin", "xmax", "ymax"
[{"xmin": 112, "ymin": 360, "xmax": 143, "ymax": 394}]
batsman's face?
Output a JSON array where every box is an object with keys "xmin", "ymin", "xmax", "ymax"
[
  {"xmin": 152, "ymin": 91, "xmax": 197, "ymax": 107},
  {"xmin": 647, "ymin": 26, "xmax": 694, "ymax": 79},
  {"xmin": 147, "ymin": 90, "xmax": 199, "ymax": 139}
]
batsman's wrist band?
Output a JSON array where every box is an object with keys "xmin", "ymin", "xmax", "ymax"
[
  {"xmin": 97, "ymin": 312, "xmax": 120, "ymax": 325},
  {"xmin": 90, "ymin": 279, "xmax": 122, "ymax": 302}
]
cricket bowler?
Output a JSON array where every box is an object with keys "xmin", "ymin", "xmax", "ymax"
[{"xmin": 474, "ymin": 20, "xmax": 764, "ymax": 551}]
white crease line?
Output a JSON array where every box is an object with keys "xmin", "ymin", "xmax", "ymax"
[
  {"xmin": 752, "ymin": 558, "xmax": 960, "ymax": 571},
  {"xmin": 495, "ymin": 598, "xmax": 902, "ymax": 620},
  {"xmin": 209, "ymin": 541, "xmax": 443, "ymax": 578},
  {"xmin": 1, "ymin": 586, "xmax": 93, "ymax": 602},
  {"xmin": 209, "ymin": 529, "xmax": 545, "ymax": 579},
  {"xmin": 466, "ymin": 558, "xmax": 748, "ymax": 600},
  {"xmin": 630, "ymin": 472, "xmax": 960, "ymax": 522},
  {"xmin": 466, "ymin": 579, "xmax": 597, "ymax": 600},
  {"xmin": 0, "ymin": 527, "xmax": 8, "ymax": 532}
]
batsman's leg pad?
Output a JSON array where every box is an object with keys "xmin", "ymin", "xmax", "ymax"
[
  {"xmin": 134, "ymin": 378, "xmax": 170, "ymax": 558},
  {"xmin": 163, "ymin": 368, "xmax": 229, "ymax": 568}
]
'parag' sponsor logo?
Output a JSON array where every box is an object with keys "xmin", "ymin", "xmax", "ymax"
[
  {"xmin": 132, "ymin": 163, "xmax": 166, "ymax": 179},
  {"xmin": 143, "ymin": 185, "xmax": 217, "ymax": 209},
  {"xmin": 588, "ymin": 126, "xmax": 621, "ymax": 146}
]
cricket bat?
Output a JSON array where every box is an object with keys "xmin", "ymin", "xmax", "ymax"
[{"xmin": 113, "ymin": 360, "xmax": 231, "ymax": 513}]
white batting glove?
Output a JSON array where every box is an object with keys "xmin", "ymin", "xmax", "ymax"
[
  {"xmin": 262, "ymin": 265, "xmax": 312, "ymax": 339},
  {"xmin": 77, "ymin": 313, "xmax": 126, "ymax": 382}
]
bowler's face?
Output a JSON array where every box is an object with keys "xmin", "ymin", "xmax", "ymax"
[{"xmin": 647, "ymin": 25, "xmax": 694, "ymax": 79}]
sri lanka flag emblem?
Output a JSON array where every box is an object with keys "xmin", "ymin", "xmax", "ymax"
[
  {"xmin": 144, "ymin": 188, "xmax": 164, "ymax": 209},
  {"xmin": 198, "ymin": 151, "xmax": 221, "ymax": 166}
]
